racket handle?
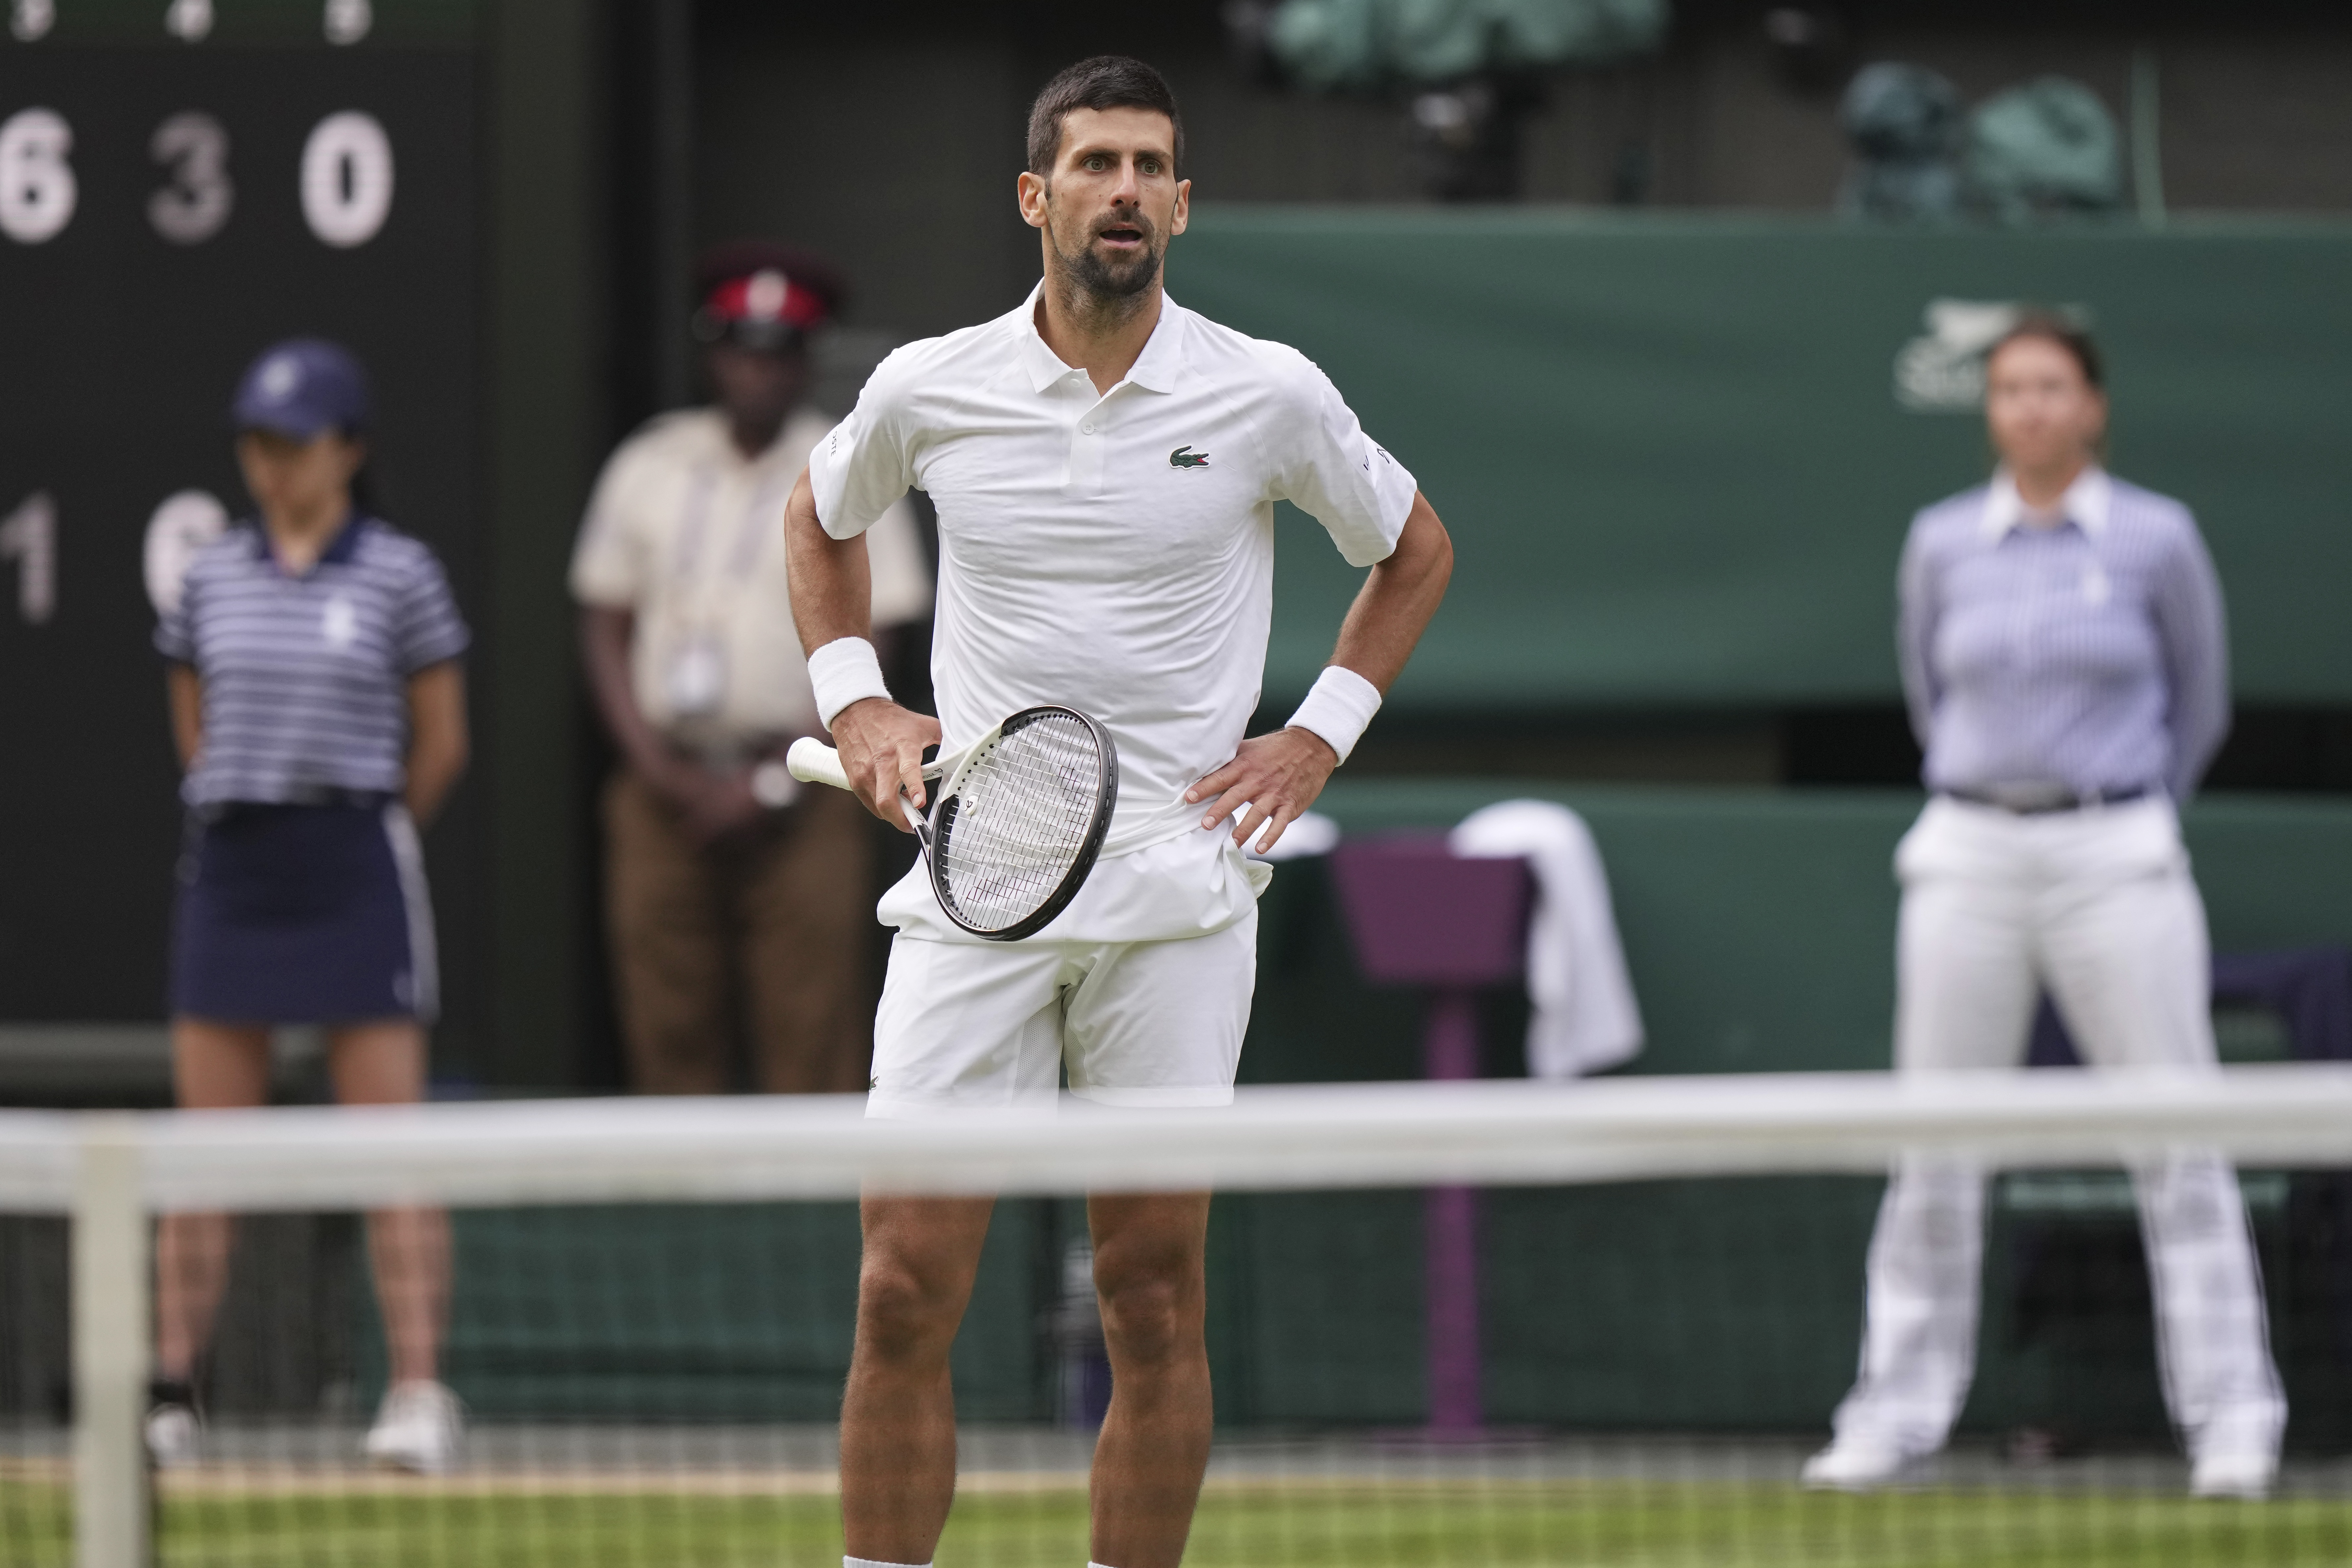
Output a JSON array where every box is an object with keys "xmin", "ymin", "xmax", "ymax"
[
  {"xmin": 789, "ymin": 737, "xmax": 931, "ymax": 840},
  {"xmin": 785, "ymin": 736, "xmax": 851, "ymax": 791},
  {"xmin": 788, "ymin": 734, "xmax": 952, "ymax": 792}
]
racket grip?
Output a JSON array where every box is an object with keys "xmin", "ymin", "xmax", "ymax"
[{"xmin": 785, "ymin": 736, "xmax": 852, "ymax": 791}]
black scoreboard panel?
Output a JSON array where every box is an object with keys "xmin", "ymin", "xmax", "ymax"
[{"xmin": 0, "ymin": 13, "xmax": 483, "ymax": 1038}]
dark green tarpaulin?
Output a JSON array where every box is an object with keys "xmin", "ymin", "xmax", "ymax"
[{"xmin": 1169, "ymin": 212, "xmax": 2352, "ymax": 710}]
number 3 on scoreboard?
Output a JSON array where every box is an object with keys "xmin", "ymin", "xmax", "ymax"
[
  {"xmin": 150, "ymin": 112, "xmax": 233, "ymax": 244},
  {"xmin": 0, "ymin": 106, "xmax": 395, "ymax": 248}
]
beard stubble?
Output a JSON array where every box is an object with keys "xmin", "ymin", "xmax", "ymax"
[{"xmin": 1048, "ymin": 199, "xmax": 1163, "ymax": 306}]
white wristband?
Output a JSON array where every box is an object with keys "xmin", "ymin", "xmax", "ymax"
[
  {"xmin": 1284, "ymin": 665, "xmax": 1382, "ymax": 764},
  {"xmin": 807, "ymin": 636, "xmax": 892, "ymax": 731}
]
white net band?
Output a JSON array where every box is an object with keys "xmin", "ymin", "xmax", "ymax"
[{"xmin": 7, "ymin": 1064, "xmax": 2352, "ymax": 1215}]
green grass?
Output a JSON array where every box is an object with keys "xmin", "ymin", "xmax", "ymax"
[{"xmin": 7, "ymin": 1477, "xmax": 2351, "ymax": 1566}]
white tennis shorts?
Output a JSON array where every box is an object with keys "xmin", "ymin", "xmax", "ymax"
[{"xmin": 866, "ymin": 908, "xmax": 1258, "ymax": 1116}]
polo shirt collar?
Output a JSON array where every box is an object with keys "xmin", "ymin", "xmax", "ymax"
[
  {"xmin": 319, "ymin": 511, "xmax": 369, "ymax": 564},
  {"xmin": 1124, "ymin": 295, "xmax": 1185, "ymax": 393},
  {"xmin": 1016, "ymin": 283, "xmax": 1186, "ymax": 395},
  {"xmin": 1981, "ymin": 465, "xmax": 2112, "ymax": 539},
  {"xmin": 1018, "ymin": 285, "xmax": 1083, "ymax": 393},
  {"xmin": 243, "ymin": 511, "xmax": 368, "ymax": 570}
]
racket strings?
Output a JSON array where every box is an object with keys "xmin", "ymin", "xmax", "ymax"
[{"xmin": 934, "ymin": 713, "xmax": 1103, "ymax": 933}]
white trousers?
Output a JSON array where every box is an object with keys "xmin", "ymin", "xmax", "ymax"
[{"xmin": 1829, "ymin": 796, "xmax": 2285, "ymax": 1463}]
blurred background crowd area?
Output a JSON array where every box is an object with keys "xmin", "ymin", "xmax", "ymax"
[
  {"xmin": 2, "ymin": 0, "xmax": 2350, "ymax": 1102},
  {"xmin": 684, "ymin": 0, "xmax": 2352, "ymax": 344}
]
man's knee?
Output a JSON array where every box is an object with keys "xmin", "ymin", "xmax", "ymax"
[
  {"xmin": 1096, "ymin": 1261, "xmax": 1204, "ymax": 1367},
  {"xmin": 854, "ymin": 1200, "xmax": 994, "ymax": 1364},
  {"xmin": 855, "ymin": 1256, "xmax": 969, "ymax": 1362}
]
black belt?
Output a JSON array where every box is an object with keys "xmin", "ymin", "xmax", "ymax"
[
  {"xmin": 197, "ymin": 789, "xmax": 393, "ymax": 823},
  {"xmin": 1943, "ymin": 784, "xmax": 2154, "ymax": 816}
]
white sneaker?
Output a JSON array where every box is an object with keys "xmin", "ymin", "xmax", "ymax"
[
  {"xmin": 364, "ymin": 1379, "xmax": 464, "ymax": 1474},
  {"xmin": 1801, "ymin": 1439, "xmax": 1912, "ymax": 1491},
  {"xmin": 2189, "ymin": 1448, "xmax": 2276, "ymax": 1501},
  {"xmin": 143, "ymin": 1401, "xmax": 199, "ymax": 1469}
]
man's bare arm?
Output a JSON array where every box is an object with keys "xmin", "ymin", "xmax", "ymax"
[
  {"xmin": 785, "ymin": 468, "xmax": 940, "ymax": 829},
  {"xmin": 1187, "ymin": 490, "xmax": 1454, "ymax": 852},
  {"xmin": 577, "ymin": 606, "xmax": 751, "ymax": 841},
  {"xmin": 579, "ymin": 607, "xmax": 679, "ymax": 789},
  {"xmin": 1324, "ymin": 489, "xmax": 1454, "ymax": 692}
]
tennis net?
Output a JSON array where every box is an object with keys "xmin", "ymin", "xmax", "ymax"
[{"xmin": 8, "ymin": 1066, "xmax": 2352, "ymax": 1566}]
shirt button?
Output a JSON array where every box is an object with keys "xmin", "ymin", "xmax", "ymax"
[{"xmin": 1081, "ymin": 422, "xmax": 1096, "ymax": 434}]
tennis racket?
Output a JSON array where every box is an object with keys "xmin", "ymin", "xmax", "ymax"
[{"xmin": 787, "ymin": 705, "xmax": 1119, "ymax": 941}]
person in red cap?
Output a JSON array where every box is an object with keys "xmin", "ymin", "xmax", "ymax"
[{"xmin": 570, "ymin": 243, "xmax": 932, "ymax": 1094}]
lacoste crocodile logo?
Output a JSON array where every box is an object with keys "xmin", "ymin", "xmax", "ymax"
[{"xmin": 1169, "ymin": 445, "xmax": 1210, "ymax": 469}]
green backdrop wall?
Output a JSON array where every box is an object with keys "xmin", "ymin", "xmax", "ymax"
[
  {"xmin": 1169, "ymin": 212, "xmax": 2352, "ymax": 711},
  {"xmin": 1272, "ymin": 781, "xmax": 2352, "ymax": 1079},
  {"xmin": 1220, "ymin": 784, "xmax": 2352, "ymax": 1440}
]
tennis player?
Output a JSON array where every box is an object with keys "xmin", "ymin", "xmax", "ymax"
[
  {"xmin": 784, "ymin": 56, "xmax": 1452, "ymax": 1568},
  {"xmin": 150, "ymin": 339, "xmax": 469, "ymax": 1474}
]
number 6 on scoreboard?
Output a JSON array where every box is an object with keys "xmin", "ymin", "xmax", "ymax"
[
  {"xmin": 1, "ymin": 492, "xmax": 57, "ymax": 625},
  {"xmin": 0, "ymin": 107, "xmax": 76, "ymax": 244}
]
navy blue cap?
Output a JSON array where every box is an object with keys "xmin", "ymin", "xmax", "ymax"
[{"xmin": 231, "ymin": 338, "xmax": 371, "ymax": 440}]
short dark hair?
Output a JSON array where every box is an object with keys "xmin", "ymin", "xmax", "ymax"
[
  {"xmin": 1026, "ymin": 55, "xmax": 1184, "ymax": 179},
  {"xmin": 1989, "ymin": 310, "xmax": 2103, "ymax": 389}
]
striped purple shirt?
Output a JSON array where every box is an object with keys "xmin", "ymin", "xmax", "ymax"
[
  {"xmin": 156, "ymin": 515, "xmax": 469, "ymax": 807},
  {"xmin": 1898, "ymin": 468, "xmax": 2229, "ymax": 803}
]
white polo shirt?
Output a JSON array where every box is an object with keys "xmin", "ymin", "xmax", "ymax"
[{"xmin": 811, "ymin": 285, "xmax": 1416, "ymax": 932}]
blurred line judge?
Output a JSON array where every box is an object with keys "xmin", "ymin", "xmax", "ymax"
[
  {"xmin": 1803, "ymin": 314, "xmax": 2285, "ymax": 1501},
  {"xmin": 571, "ymin": 243, "xmax": 932, "ymax": 1094}
]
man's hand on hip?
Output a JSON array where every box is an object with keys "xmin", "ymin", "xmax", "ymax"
[
  {"xmin": 1186, "ymin": 727, "xmax": 1339, "ymax": 856},
  {"xmin": 830, "ymin": 698, "xmax": 943, "ymax": 831}
]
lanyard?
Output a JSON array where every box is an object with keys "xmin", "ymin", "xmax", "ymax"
[{"xmin": 666, "ymin": 463, "xmax": 790, "ymax": 632}]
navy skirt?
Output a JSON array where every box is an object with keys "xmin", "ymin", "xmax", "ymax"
[{"xmin": 171, "ymin": 800, "xmax": 437, "ymax": 1024}]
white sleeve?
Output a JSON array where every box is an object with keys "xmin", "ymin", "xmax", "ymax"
[
  {"xmin": 1270, "ymin": 351, "xmax": 1417, "ymax": 569},
  {"xmin": 864, "ymin": 498, "xmax": 935, "ymax": 630},
  {"xmin": 806, "ymin": 350, "xmax": 919, "ymax": 540},
  {"xmin": 568, "ymin": 444, "xmax": 648, "ymax": 607}
]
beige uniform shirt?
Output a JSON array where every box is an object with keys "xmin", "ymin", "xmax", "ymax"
[{"xmin": 570, "ymin": 406, "xmax": 932, "ymax": 751}]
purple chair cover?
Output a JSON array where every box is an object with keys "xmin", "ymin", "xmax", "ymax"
[
  {"xmin": 1326, "ymin": 835, "xmax": 1532, "ymax": 1435},
  {"xmin": 1326, "ymin": 835, "xmax": 1533, "ymax": 988}
]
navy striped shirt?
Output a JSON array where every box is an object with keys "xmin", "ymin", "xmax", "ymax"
[
  {"xmin": 156, "ymin": 516, "xmax": 470, "ymax": 807},
  {"xmin": 1898, "ymin": 469, "xmax": 2229, "ymax": 803}
]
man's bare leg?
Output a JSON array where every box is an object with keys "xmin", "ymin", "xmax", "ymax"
[
  {"xmin": 841, "ymin": 1194, "xmax": 997, "ymax": 1564},
  {"xmin": 1087, "ymin": 1192, "xmax": 1214, "ymax": 1568}
]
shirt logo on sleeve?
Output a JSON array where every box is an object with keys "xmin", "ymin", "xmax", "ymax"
[{"xmin": 1168, "ymin": 445, "xmax": 1210, "ymax": 469}]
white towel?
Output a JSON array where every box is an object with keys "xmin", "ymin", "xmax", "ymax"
[
  {"xmin": 1449, "ymin": 800, "xmax": 1645, "ymax": 1079},
  {"xmin": 1245, "ymin": 809, "xmax": 1342, "ymax": 862}
]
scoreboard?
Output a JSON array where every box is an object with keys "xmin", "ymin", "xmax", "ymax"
[{"xmin": 0, "ymin": 3, "xmax": 485, "ymax": 1040}]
